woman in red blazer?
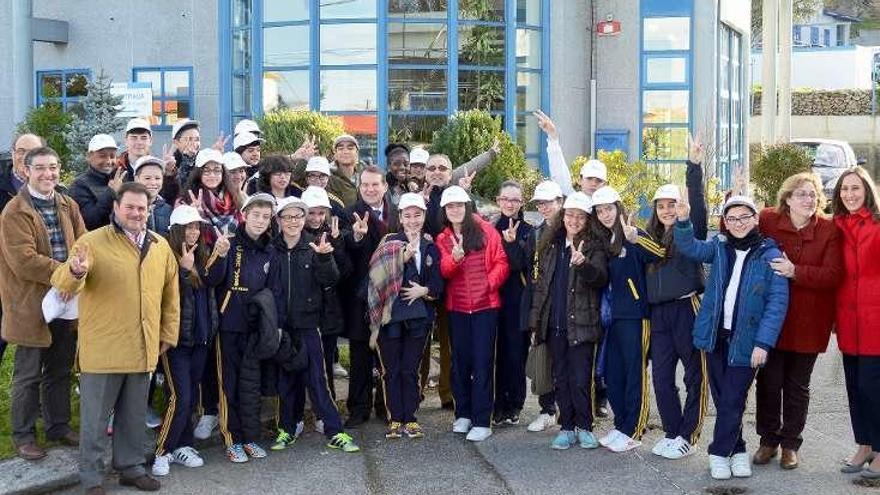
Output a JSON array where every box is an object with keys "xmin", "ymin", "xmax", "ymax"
[
  {"xmin": 436, "ymin": 186, "xmax": 509, "ymax": 443},
  {"xmin": 754, "ymin": 172, "xmax": 843, "ymax": 470},
  {"xmin": 832, "ymin": 166, "xmax": 880, "ymax": 478}
]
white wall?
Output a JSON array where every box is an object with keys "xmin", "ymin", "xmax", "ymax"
[
  {"xmin": 750, "ymin": 46, "xmax": 877, "ymax": 89},
  {"xmin": 749, "ymin": 115, "xmax": 880, "ymax": 144}
]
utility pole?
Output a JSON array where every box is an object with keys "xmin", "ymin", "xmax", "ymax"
[
  {"xmin": 778, "ymin": 0, "xmax": 793, "ymax": 143},
  {"xmin": 761, "ymin": 0, "xmax": 779, "ymax": 146}
]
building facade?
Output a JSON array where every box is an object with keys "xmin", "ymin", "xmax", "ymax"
[{"xmin": 1, "ymin": 0, "xmax": 749, "ymax": 184}]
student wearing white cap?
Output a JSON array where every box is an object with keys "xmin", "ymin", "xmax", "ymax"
[
  {"xmin": 407, "ymin": 147, "xmax": 430, "ymax": 192},
  {"xmin": 528, "ymin": 192, "xmax": 608, "ymax": 450},
  {"xmin": 535, "ymin": 110, "xmax": 607, "ymax": 197},
  {"xmin": 132, "ymin": 156, "xmax": 173, "ymax": 237},
  {"xmin": 152, "ymin": 205, "xmax": 230, "ymax": 477},
  {"xmin": 644, "ymin": 137, "xmax": 710, "ymax": 461},
  {"xmin": 523, "ymin": 179, "xmax": 566, "ymax": 433},
  {"xmin": 328, "ymin": 134, "xmax": 362, "ymax": 208},
  {"xmin": 674, "ymin": 193, "xmax": 788, "ymax": 480},
  {"xmin": 303, "ymin": 156, "xmax": 351, "ymax": 235},
  {"xmin": 233, "ymin": 132, "xmax": 263, "ymax": 169},
  {"xmin": 591, "ymin": 186, "xmax": 666, "ymax": 453},
  {"xmin": 118, "ymin": 117, "xmax": 154, "ymax": 180},
  {"xmin": 70, "ymin": 134, "xmax": 123, "ymax": 230},
  {"xmin": 183, "ymin": 149, "xmax": 244, "ymax": 246},
  {"xmin": 436, "ymin": 186, "xmax": 510, "ymax": 442},
  {"xmin": 267, "ymin": 196, "xmax": 361, "ymax": 454},
  {"xmin": 370, "ymin": 192, "xmax": 443, "ymax": 439},
  {"xmin": 222, "ymin": 152, "xmax": 251, "ymax": 199},
  {"xmin": 233, "ymin": 119, "xmax": 261, "ymax": 138}
]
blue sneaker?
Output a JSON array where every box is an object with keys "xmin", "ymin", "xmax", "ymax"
[
  {"xmin": 551, "ymin": 430, "xmax": 577, "ymax": 450},
  {"xmin": 577, "ymin": 428, "xmax": 599, "ymax": 449}
]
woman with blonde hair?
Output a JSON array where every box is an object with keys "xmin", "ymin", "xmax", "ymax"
[
  {"xmin": 753, "ymin": 172, "xmax": 843, "ymax": 470},
  {"xmin": 832, "ymin": 166, "xmax": 880, "ymax": 478}
]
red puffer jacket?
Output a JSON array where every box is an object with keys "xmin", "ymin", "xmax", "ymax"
[
  {"xmin": 437, "ymin": 215, "xmax": 510, "ymax": 313},
  {"xmin": 759, "ymin": 208, "xmax": 843, "ymax": 353},
  {"xmin": 835, "ymin": 208, "xmax": 880, "ymax": 356}
]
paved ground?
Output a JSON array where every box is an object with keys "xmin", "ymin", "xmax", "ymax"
[{"xmin": 21, "ymin": 336, "xmax": 880, "ymax": 494}]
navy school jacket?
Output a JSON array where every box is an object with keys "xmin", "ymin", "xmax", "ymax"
[
  {"xmin": 383, "ymin": 232, "xmax": 444, "ymax": 325},
  {"xmin": 607, "ymin": 229, "xmax": 667, "ymax": 321},
  {"xmin": 494, "ymin": 213, "xmax": 532, "ymax": 303}
]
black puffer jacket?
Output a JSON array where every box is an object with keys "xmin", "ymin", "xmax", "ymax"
[
  {"xmin": 305, "ymin": 224, "xmax": 350, "ymax": 336},
  {"xmin": 269, "ymin": 232, "xmax": 340, "ymax": 331},
  {"xmin": 69, "ymin": 167, "xmax": 115, "ymax": 231},
  {"xmin": 237, "ymin": 288, "xmax": 280, "ymax": 440},
  {"xmin": 177, "ymin": 258, "xmax": 224, "ymax": 347},
  {"xmin": 529, "ymin": 235, "xmax": 608, "ymax": 346}
]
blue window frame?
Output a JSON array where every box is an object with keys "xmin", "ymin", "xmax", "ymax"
[
  {"xmin": 219, "ymin": 0, "xmax": 551, "ymax": 172},
  {"xmin": 35, "ymin": 69, "xmax": 90, "ymax": 110},
  {"xmin": 132, "ymin": 66, "xmax": 195, "ymax": 130},
  {"xmin": 717, "ymin": 24, "xmax": 743, "ymax": 190},
  {"xmin": 639, "ymin": 0, "xmax": 694, "ymax": 181}
]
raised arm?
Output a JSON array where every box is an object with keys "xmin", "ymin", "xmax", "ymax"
[
  {"xmin": 535, "ymin": 110, "xmax": 576, "ymax": 196},
  {"xmin": 451, "ymin": 139, "xmax": 499, "ymax": 183}
]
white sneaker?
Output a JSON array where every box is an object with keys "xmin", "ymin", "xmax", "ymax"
[
  {"xmin": 294, "ymin": 421, "xmax": 305, "ymax": 438},
  {"xmin": 730, "ymin": 452, "xmax": 752, "ymax": 478},
  {"xmin": 709, "ymin": 455, "xmax": 732, "ymax": 480},
  {"xmin": 333, "ymin": 363, "xmax": 349, "ymax": 378},
  {"xmin": 607, "ymin": 432, "xmax": 642, "ymax": 453},
  {"xmin": 652, "ymin": 437, "xmax": 673, "ymax": 456},
  {"xmin": 527, "ymin": 413, "xmax": 556, "ymax": 432},
  {"xmin": 315, "ymin": 419, "xmax": 325, "ymax": 434},
  {"xmin": 194, "ymin": 415, "xmax": 218, "ymax": 440},
  {"xmin": 452, "ymin": 417, "xmax": 472, "ymax": 434},
  {"xmin": 599, "ymin": 429, "xmax": 622, "ymax": 447},
  {"xmin": 151, "ymin": 453, "xmax": 172, "ymax": 476},
  {"xmin": 172, "ymin": 446, "xmax": 204, "ymax": 468},
  {"xmin": 466, "ymin": 426, "xmax": 492, "ymax": 442},
  {"xmin": 663, "ymin": 436, "xmax": 695, "ymax": 460}
]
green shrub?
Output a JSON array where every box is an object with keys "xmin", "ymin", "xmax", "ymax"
[
  {"xmin": 570, "ymin": 150, "xmax": 667, "ymax": 221},
  {"xmin": 15, "ymin": 102, "xmax": 74, "ymax": 184},
  {"xmin": 430, "ymin": 109, "xmax": 540, "ymax": 199},
  {"xmin": 257, "ymin": 109, "xmax": 346, "ymax": 157},
  {"xmin": 750, "ymin": 143, "xmax": 812, "ymax": 205}
]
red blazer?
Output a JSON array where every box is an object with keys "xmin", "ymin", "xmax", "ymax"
[
  {"xmin": 759, "ymin": 208, "xmax": 843, "ymax": 353},
  {"xmin": 835, "ymin": 208, "xmax": 880, "ymax": 356},
  {"xmin": 437, "ymin": 215, "xmax": 510, "ymax": 313}
]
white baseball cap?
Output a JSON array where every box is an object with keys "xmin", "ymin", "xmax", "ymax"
[
  {"xmin": 234, "ymin": 119, "xmax": 261, "ymax": 137},
  {"xmin": 563, "ymin": 192, "xmax": 593, "ymax": 214},
  {"xmin": 333, "ymin": 134, "xmax": 359, "ymax": 149},
  {"xmin": 652, "ymin": 184, "xmax": 682, "ymax": 202},
  {"xmin": 305, "ymin": 156, "xmax": 332, "ymax": 176},
  {"xmin": 171, "ymin": 119, "xmax": 200, "ymax": 140},
  {"xmin": 301, "ymin": 186, "xmax": 331, "ymax": 209},
  {"xmin": 440, "ymin": 185, "xmax": 471, "ymax": 207},
  {"xmin": 222, "ymin": 152, "xmax": 250, "ymax": 171},
  {"xmin": 242, "ymin": 192, "xmax": 277, "ymax": 212},
  {"xmin": 125, "ymin": 118, "xmax": 152, "ymax": 135},
  {"xmin": 87, "ymin": 134, "xmax": 118, "ymax": 152},
  {"xmin": 133, "ymin": 155, "xmax": 165, "ymax": 175},
  {"xmin": 723, "ymin": 195, "xmax": 757, "ymax": 215},
  {"xmin": 170, "ymin": 204, "xmax": 208, "ymax": 227},
  {"xmin": 580, "ymin": 159, "xmax": 608, "ymax": 181},
  {"xmin": 532, "ymin": 180, "xmax": 564, "ymax": 202},
  {"xmin": 399, "ymin": 192, "xmax": 427, "ymax": 211},
  {"xmin": 233, "ymin": 131, "xmax": 263, "ymax": 151},
  {"xmin": 195, "ymin": 148, "xmax": 224, "ymax": 168},
  {"xmin": 591, "ymin": 186, "xmax": 621, "ymax": 206},
  {"xmin": 409, "ymin": 148, "xmax": 430, "ymax": 165},
  {"xmin": 276, "ymin": 196, "xmax": 308, "ymax": 215}
]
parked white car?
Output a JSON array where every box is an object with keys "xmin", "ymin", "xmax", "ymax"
[{"xmin": 791, "ymin": 138, "xmax": 863, "ymax": 197}]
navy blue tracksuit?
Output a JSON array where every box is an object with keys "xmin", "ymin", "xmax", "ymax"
[
  {"xmin": 707, "ymin": 337, "xmax": 757, "ymax": 457},
  {"xmin": 158, "ymin": 345, "xmax": 209, "ymax": 454},
  {"xmin": 494, "ymin": 215, "xmax": 532, "ymax": 419},
  {"xmin": 449, "ymin": 310, "xmax": 499, "ymax": 428},
  {"xmin": 376, "ymin": 234, "xmax": 443, "ymax": 424}
]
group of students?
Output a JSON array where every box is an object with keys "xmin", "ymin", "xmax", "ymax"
[{"xmin": 4, "ymin": 109, "xmax": 880, "ymax": 487}]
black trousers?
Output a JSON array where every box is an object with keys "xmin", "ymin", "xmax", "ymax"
[
  {"xmin": 843, "ymin": 354, "xmax": 880, "ymax": 452},
  {"xmin": 346, "ymin": 338, "xmax": 386, "ymax": 420},
  {"xmin": 755, "ymin": 349, "xmax": 818, "ymax": 450}
]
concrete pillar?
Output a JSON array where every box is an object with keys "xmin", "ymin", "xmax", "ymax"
[
  {"xmin": 12, "ymin": 0, "xmax": 33, "ymax": 126},
  {"xmin": 761, "ymin": 0, "xmax": 778, "ymax": 146},
  {"xmin": 778, "ymin": 0, "xmax": 792, "ymax": 143}
]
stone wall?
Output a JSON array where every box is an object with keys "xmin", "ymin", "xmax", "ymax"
[{"xmin": 751, "ymin": 89, "xmax": 875, "ymax": 116}]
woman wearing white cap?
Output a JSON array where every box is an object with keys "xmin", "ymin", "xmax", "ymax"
[
  {"xmin": 674, "ymin": 193, "xmax": 788, "ymax": 480},
  {"xmin": 436, "ymin": 186, "xmax": 509, "ymax": 442},
  {"xmin": 644, "ymin": 138, "xmax": 711, "ymax": 460},
  {"xmin": 369, "ymin": 192, "xmax": 443, "ymax": 439},
  {"xmin": 152, "ymin": 205, "xmax": 230, "ymax": 476},
  {"xmin": 183, "ymin": 149, "xmax": 244, "ymax": 246},
  {"xmin": 528, "ymin": 192, "xmax": 608, "ymax": 450},
  {"xmin": 591, "ymin": 186, "xmax": 666, "ymax": 453}
]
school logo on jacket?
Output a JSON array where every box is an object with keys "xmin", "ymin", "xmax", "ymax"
[
  {"xmin": 619, "ymin": 246, "xmax": 627, "ymax": 258},
  {"xmin": 264, "ymin": 261, "xmax": 270, "ymax": 274},
  {"xmin": 425, "ymin": 254, "xmax": 433, "ymax": 267}
]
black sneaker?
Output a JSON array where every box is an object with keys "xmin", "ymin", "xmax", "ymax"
[{"xmin": 504, "ymin": 414, "xmax": 520, "ymax": 426}]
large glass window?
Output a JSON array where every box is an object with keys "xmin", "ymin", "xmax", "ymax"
[
  {"xmin": 320, "ymin": 70, "xmax": 378, "ymax": 111},
  {"xmin": 264, "ymin": 25, "xmax": 310, "ymax": 66},
  {"xmin": 389, "ymin": 68, "xmax": 447, "ymax": 111},
  {"xmin": 36, "ymin": 69, "xmax": 90, "ymax": 113},
  {"xmin": 263, "ymin": 70, "xmax": 309, "ymax": 112},
  {"xmin": 133, "ymin": 67, "xmax": 193, "ymax": 128},
  {"xmin": 718, "ymin": 24, "xmax": 743, "ymax": 189},
  {"xmin": 320, "ymin": 24, "xmax": 377, "ymax": 65},
  {"xmin": 388, "ymin": 23, "xmax": 448, "ymax": 64},
  {"xmin": 389, "ymin": 0, "xmax": 448, "ymax": 17}
]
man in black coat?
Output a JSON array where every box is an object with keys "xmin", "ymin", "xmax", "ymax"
[
  {"xmin": 69, "ymin": 134, "xmax": 124, "ymax": 231},
  {"xmin": 342, "ymin": 166, "xmax": 400, "ymax": 427}
]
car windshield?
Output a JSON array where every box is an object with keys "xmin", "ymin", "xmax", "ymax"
[{"xmin": 798, "ymin": 143, "xmax": 846, "ymax": 168}]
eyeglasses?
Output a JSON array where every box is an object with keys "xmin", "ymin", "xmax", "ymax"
[
  {"xmin": 307, "ymin": 173, "xmax": 328, "ymax": 180},
  {"xmin": 496, "ymin": 197, "xmax": 523, "ymax": 205},
  {"xmin": 426, "ymin": 165, "xmax": 450, "ymax": 172},
  {"xmin": 279, "ymin": 214, "xmax": 305, "ymax": 222},
  {"xmin": 791, "ymin": 190, "xmax": 817, "ymax": 200},
  {"xmin": 202, "ymin": 168, "xmax": 223, "ymax": 176},
  {"xmin": 31, "ymin": 164, "xmax": 60, "ymax": 173},
  {"xmin": 724, "ymin": 213, "xmax": 755, "ymax": 226}
]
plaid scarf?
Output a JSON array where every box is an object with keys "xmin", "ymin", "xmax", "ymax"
[
  {"xmin": 367, "ymin": 240, "xmax": 406, "ymax": 336},
  {"xmin": 202, "ymin": 187, "xmax": 242, "ymax": 244}
]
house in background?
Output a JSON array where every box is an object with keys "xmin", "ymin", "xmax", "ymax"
[{"xmin": 792, "ymin": 9, "xmax": 860, "ymax": 48}]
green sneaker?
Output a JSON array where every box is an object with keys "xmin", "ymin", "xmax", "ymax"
[
  {"xmin": 271, "ymin": 429, "xmax": 295, "ymax": 451},
  {"xmin": 327, "ymin": 432, "xmax": 360, "ymax": 453}
]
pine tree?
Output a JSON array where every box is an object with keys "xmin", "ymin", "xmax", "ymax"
[{"xmin": 64, "ymin": 70, "xmax": 125, "ymax": 176}]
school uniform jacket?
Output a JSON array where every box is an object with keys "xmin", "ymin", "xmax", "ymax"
[{"xmin": 382, "ymin": 232, "xmax": 444, "ymax": 324}]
